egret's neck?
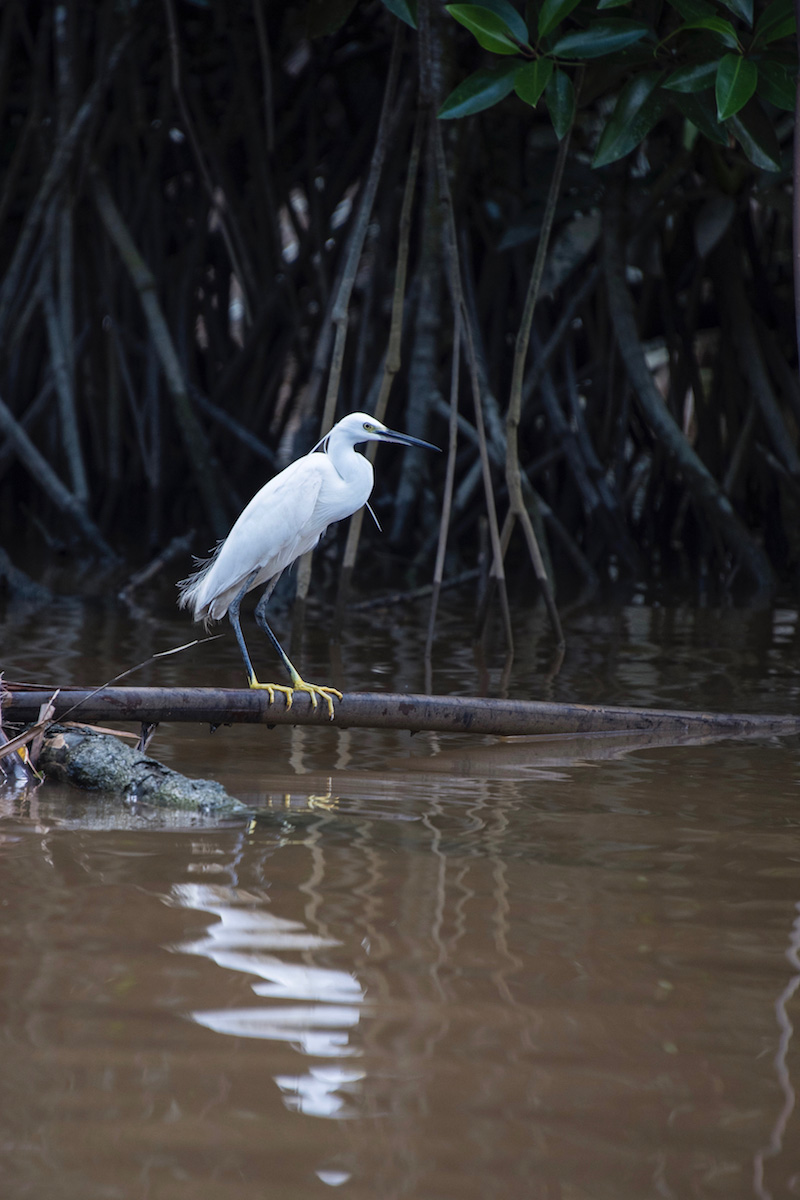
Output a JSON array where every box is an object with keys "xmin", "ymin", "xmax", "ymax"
[{"xmin": 327, "ymin": 438, "xmax": 373, "ymax": 489}]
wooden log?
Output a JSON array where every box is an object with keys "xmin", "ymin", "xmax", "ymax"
[{"xmin": 4, "ymin": 686, "xmax": 799, "ymax": 740}]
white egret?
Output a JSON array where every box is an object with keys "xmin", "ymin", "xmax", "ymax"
[{"xmin": 178, "ymin": 411, "xmax": 438, "ymax": 717}]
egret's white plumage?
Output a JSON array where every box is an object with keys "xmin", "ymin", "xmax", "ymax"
[{"xmin": 178, "ymin": 411, "xmax": 437, "ymax": 715}]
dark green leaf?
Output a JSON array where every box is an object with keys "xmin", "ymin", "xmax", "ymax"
[
  {"xmin": 593, "ymin": 71, "xmax": 665, "ymax": 166},
  {"xmin": 380, "ymin": 0, "xmax": 418, "ymax": 26},
  {"xmin": 672, "ymin": 90, "xmax": 730, "ymax": 144},
  {"xmin": 597, "ymin": 0, "xmax": 631, "ymax": 7},
  {"xmin": 757, "ymin": 58, "xmax": 797, "ymax": 110},
  {"xmin": 717, "ymin": 0, "xmax": 753, "ymax": 26},
  {"xmin": 679, "ymin": 17, "xmax": 739, "ymax": 49},
  {"xmin": 663, "ymin": 61, "xmax": 719, "ymax": 92},
  {"xmin": 514, "ymin": 57, "xmax": 554, "ymax": 105},
  {"xmin": 467, "ymin": 0, "xmax": 530, "ymax": 42},
  {"xmin": 715, "ymin": 53, "xmax": 757, "ymax": 119},
  {"xmin": 438, "ymin": 62, "xmax": 519, "ymax": 118},
  {"xmin": 754, "ymin": 0, "xmax": 796, "ymax": 46},
  {"xmin": 551, "ymin": 18, "xmax": 651, "ymax": 58},
  {"xmin": 667, "ymin": 0, "xmax": 715, "ymax": 19},
  {"xmin": 545, "ymin": 67, "xmax": 575, "ymax": 138},
  {"xmin": 537, "ymin": 0, "xmax": 581, "ymax": 38},
  {"xmin": 446, "ymin": 5, "xmax": 524, "ymax": 53},
  {"xmin": 727, "ymin": 98, "xmax": 783, "ymax": 169}
]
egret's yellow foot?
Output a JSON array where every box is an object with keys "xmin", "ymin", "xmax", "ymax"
[
  {"xmin": 288, "ymin": 678, "xmax": 343, "ymax": 720},
  {"xmin": 248, "ymin": 673, "xmax": 342, "ymax": 720},
  {"xmin": 248, "ymin": 676, "xmax": 296, "ymax": 708}
]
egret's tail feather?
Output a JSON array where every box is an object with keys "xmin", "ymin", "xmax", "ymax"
[{"xmin": 177, "ymin": 544, "xmax": 226, "ymax": 625}]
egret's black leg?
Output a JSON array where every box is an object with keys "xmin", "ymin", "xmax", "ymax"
[
  {"xmin": 228, "ymin": 572, "xmax": 295, "ymax": 708},
  {"xmin": 254, "ymin": 586, "xmax": 342, "ymax": 719},
  {"xmin": 253, "ymin": 586, "xmax": 298, "ymax": 680},
  {"xmin": 228, "ymin": 569, "xmax": 260, "ymax": 682}
]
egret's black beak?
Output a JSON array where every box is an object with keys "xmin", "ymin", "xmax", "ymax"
[{"xmin": 378, "ymin": 428, "xmax": 440, "ymax": 452}]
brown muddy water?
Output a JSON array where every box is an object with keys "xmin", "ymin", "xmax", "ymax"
[{"xmin": 2, "ymin": 590, "xmax": 800, "ymax": 1199}]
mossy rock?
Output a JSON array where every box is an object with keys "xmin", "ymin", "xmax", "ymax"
[{"xmin": 41, "ymin": 725, "xmax": 246, "ymax": 813}]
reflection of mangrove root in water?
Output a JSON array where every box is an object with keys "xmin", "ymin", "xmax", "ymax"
[{"xmin": 753, "ymin": 902, "xmax": 800, "ymax": 1200}]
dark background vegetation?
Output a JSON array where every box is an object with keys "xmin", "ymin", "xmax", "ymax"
[{"xmin": 0, "ymin": 0, "xmax": 798, "ymax": 634}]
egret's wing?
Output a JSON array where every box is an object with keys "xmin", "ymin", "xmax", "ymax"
[
  {"xmin": 237, "ymin": 456, "xmax": 327, "ymax": 571},
  {"xmin": 182, "ymin": 458, "xmax": 325, "ymax": 620}
]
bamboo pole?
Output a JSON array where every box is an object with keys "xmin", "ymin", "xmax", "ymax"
[{"xmin": 4, "ymin": 686, "xmax": 799, "ymax": 740}]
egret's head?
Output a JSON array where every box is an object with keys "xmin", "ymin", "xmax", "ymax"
[{"xmin": 332, "ymin": 412, "xmax": 439, "ymax": 452}]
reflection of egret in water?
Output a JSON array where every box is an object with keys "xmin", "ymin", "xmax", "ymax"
[
  {"xmin": 753, "ymin": 900, "xmax": 800, "ymax": 1200},
  {"xmin": 168, "ymin": 883, "xmax": 367, "ymax": 1118}
]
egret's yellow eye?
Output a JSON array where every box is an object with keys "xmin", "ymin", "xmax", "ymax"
[{"xmin": 363, "ymin": 422, "xmax": 374, "ymax": 432}]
